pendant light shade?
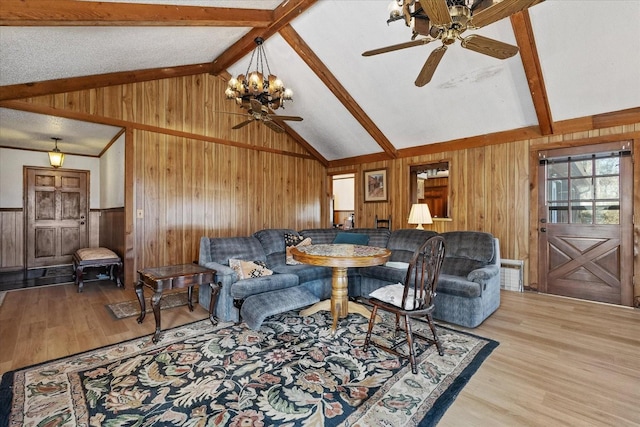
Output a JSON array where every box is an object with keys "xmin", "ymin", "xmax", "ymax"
[{"xmin": 48, "ymin": 137, "xmax": 64, "ymax": 168}]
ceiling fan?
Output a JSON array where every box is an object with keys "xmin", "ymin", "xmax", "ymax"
[
  {"xmin": 363, "ymin": 0, "xmax": 543, "ymax": 86},
  {"xmin": 231, "ymin": 99, "xmax": 303, "ymax": 133}
]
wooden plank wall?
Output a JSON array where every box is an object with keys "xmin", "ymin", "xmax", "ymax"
[
  {"xmin": 99, "ymin": 208, "xmax": 125, "ymax": 259},
  {"xmin": 22, "ymin": 73, "xmax": 327, "ymax": 284},
  {"xmin": 0, "ymin": 209, "xmax": 23, "ymax": 271}
]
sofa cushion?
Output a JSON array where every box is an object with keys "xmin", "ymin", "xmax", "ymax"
[
  {"xmin": 241, "ymin": 286, "xmax": 320, "ymax": 330},
  {"xmin": 359, "ymin": 265, "xmax": 407, "ymax": 284},
  {"xmin": 333, "ymin": 232, "xmax": 369, "ymax": 245},
  {"xmin": 254, "ymin": 228, "xmax": 299, "ymax": 267},
  {"xmin": 436, "ymin": 274, "xmax": 482, "ymax": 298},
  {"xmin": 298, "ymin": 228, "xmax": 339, "ymax": 244},
  {"xmin": 230, "ymin": 273, "xmax": 299, "ymax": 299},
  {"xmin": 271, "ymin": 264, "xmax": 332, "ymax": 283},
  {"xmin": 229, "ymin": 259, "xmax": 273, "ymax": 279},
  {"xmin": 441, "ymin": 231, "xmax": 495, "ymax": 276},
  {"xmin": 208, "ymin": 236, "xmax": 266, "ymax": 265},
  {"xmin": 387, "ymin": 229, "xmax": 438, "ymax": 263},
  {"xmin": 350, "ymin": 228, "xmax": 390, "ymax": 248}
]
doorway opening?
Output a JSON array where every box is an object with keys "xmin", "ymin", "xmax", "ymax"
[{"xmin": 332, "ymin": 174, "xmax": 355, "ymax": 229}]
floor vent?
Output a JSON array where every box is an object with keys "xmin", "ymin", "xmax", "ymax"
[{"xmin": 500, "ymin": 259, "xmax": 524, "ymax": 292}]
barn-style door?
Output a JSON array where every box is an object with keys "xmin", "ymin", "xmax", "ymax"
[{"xmin": 537, "ymin": 141, "xmax": 633, "ymax": 305}]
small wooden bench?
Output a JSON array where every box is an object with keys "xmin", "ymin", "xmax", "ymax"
[{"xmin": 72, "ymin": 247, "xmax": 123, "ymax": 292}]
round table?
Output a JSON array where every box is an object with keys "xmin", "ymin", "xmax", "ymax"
[{"xmin": 291, "ymin": 243, "xmax": 391, "ymax": 334}]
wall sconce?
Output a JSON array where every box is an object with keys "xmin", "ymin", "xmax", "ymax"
[
  {"xmin": 48, "ymin": 137, "xmax": 64, "ymax": 168},
  {"xmin": 408, "ymin": 203, "xmax": 433, "ymax": 229}
]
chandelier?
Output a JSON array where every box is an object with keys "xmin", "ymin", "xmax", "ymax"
[{"xmin": 225, "ymin": 37, "xmax": 293, "ymax": 111}]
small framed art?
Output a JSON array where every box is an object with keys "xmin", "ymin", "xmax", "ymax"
[{"xmin": 363, "ymin": 168, "xmax": 388, "ymax": 202}]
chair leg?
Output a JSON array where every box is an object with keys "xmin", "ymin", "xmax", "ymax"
[
  {"xmin": 394, "ymin": 313, "xmax": 401, "ymax": 337},
  {"xmin": 363, "ymin": 305, "xmax": 378, "ymax": 351},
  {"xmin": 404, "ymin": 315, "xmax": 418, "ymax": 374},
  {"xmin": 426, "ymin": 314, "xmax": 444, "ymax": 356}
]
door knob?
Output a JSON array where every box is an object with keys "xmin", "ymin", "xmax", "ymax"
[
  {"xmin": 540, "ymin": 227, "xmax": 546, "ymax": 232},
  {"xmin": 80, "ymin": 221, "xmax": 85, "ymax": 225}
]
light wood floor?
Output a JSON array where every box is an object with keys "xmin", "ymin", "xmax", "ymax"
[{"xmin": 0, "ymin": 283, "xmax": 638, "ymax": 426}]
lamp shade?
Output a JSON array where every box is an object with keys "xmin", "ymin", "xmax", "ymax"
[
  {"xmin": 48, "ymin": 137, "xmax": 64, "ymax": 168},
  {"xmin": 48, "ymin": 149, "xmax": 64, "ymax": 168},
  {"xmin": 408, "ymin": 204, "xmax": 432, "ymax": 229}
]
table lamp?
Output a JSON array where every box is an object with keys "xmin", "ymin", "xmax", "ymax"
[{"xmin": 408, "ymin": 203, "xmax": 433, "ymax": 230}]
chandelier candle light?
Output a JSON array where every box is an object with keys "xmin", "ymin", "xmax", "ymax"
[
  {"xmin": 408, "ymin": 203, "xmax": 433, "ymax": 230},
  {"xmin": 225, "ymin": 37, "xmax": 293, "ymax": 111},
  {"xmin": 48, "ymin": 137, "xmax": 64, "ymax": 168}
]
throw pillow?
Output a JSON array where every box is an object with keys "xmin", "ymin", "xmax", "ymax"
[
  {"xmin": 332, "ymin": 232, "xmax": 370, "ymax": 246},
  {"xmin": 229, "ymin": 259, "xmax": 273, "ymax": 280},
  {"xmin": 286, "ymin": 236, "xmax": 312, "ymax": 265}
]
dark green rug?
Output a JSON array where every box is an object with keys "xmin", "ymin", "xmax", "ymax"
[
  {"xmin": 106, "ymin": 291, "xmax": 191, "ymax": 319},
  {"xmin": 0, "ymin": 310, "xmax": 498, "ymax": 426}
]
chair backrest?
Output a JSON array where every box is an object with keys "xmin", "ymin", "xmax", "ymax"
[
  {"xmin": 402, "ymin": 235, "xmax": 446, "ymax": 311},
  {"xmin": 375, "ymin": 215, "xmax": 392, "ymax": 230}
]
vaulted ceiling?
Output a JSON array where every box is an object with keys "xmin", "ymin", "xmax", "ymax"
[{"xmin": 1, "ymin": 0, "xmax": 639, "ymax": 166}]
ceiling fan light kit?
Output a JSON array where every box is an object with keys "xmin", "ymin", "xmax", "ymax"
[
  {"xmin": 224, "ymin": 37, "xmax": 303, "ymax": 133},
  {"xmin": 370, "ymin": 0, "xmax": 544, "ymax": 86}
]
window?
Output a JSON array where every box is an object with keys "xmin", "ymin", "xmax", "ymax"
[{"xmin": 545, "ymin": 154, "xmax": 620, "ymax": 225}]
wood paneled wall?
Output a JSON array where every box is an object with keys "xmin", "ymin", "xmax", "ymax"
[
  {"xmin": 23, "ymin": 74, "xmax": 328, "ymax": 284},
  {"xmin": 99, "ymin": 207, "xmax": 125, "ymax": 258},
  {"xmin": 0, "ymin": 209, "xmax": 23, "ymax": 271}
]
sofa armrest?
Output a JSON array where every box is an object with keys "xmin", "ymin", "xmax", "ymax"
[
  {"xmin": 466, "ymin": 265, "xmax": 500, "ymax": 291},
  {"xmin": 201, "ymin": 261, "xmax": 238, "ymax": 287}
]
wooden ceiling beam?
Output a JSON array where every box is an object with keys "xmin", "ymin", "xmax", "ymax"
[
  {"xmin": 210, "ymin": 0, "xmax": 318, "ymax": 76},
  {"xmin": 0, "ymin": 99, "xmax": 317, "ymax": 161},
  {"xmin": 279, "ymin": 24, "xmax": 398, "ymax": 159},
  {"xmin": 0, "ymin": 63, "xmax": 214, "ymax": 102},
  {"xmin": 0, "ymin": 0, "xmax": 272, "ymax": 26},
  {"xmin": 511, "ymin": 9, "xmax": 553, "ymax": 135}
]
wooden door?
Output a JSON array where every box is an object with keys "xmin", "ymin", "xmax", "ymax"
[
  {"xmin": 537, "ymin": 142, "xmax": 633, "ymax": 305},
  {"xmin": 25, "ymin": 167, "xmax": 89, "ymax": 268}
]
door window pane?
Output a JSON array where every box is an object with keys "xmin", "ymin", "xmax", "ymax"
[
  {"xmin": 595, "ymin": 202, "xmax": 620, "ymax": 225},
  {"xmin": 546, "ymin": 153, "xmax": 621, "ymax": 225}
]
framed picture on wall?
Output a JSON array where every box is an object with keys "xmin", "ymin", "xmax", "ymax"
[{"xmin": 364, "ymin": 168, "xmax": 388, "ymax": 202}]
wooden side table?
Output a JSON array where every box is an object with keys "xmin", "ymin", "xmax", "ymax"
[{"xmin": 136, "ymin": 264, "xmax": 216, "ymax": 343}]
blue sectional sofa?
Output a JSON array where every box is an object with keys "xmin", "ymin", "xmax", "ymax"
[{"xmin": 198, "ymin": 227, "xmax": 500, "ymax": 330}]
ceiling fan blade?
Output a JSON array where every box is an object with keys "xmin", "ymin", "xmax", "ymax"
[
  {"xmin": 363, "ymin": 38, "xmax": 432, "ymax": 57},
  {"xmin": 232, "ymin": 119, "xmax": 254, "ymax": 130},
  {"xmin": 461, "ymin": 34, "xmax": 519, "ymax": 59},
  {"xmin": 471, "ymin": 0, "xmax": 542, "ymax": 29},
  {"xmin": 419, "ymin": 0, "xmax": 452, "ymax": 27},
  {"xmin": 263, "ymin": 120, "xmax": 285, "ymax": 133},
  {"xmin": 415, "ymin": 45, "xmax": 447, "ymax": 87},
  {"xmin": 269, "ymin": 115, "xmax": 303, "ymax": 122}
]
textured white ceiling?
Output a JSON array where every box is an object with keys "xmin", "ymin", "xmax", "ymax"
[{"xmin": 0, "ymin": 0, "xmax": 639, "ymax": 161}]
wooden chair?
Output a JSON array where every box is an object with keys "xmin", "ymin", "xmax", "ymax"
[
  {"xmin": 374, "ymin": 215, "xmax": 392, "ymax": 230},
  {"xmin": 363, "ymin": 235, "xmax": 446, "ymax": 374}
]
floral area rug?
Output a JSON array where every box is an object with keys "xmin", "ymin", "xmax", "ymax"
[{"xmin": 0, "ymin": 310, "xmax": 498, "ymax": 427}]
